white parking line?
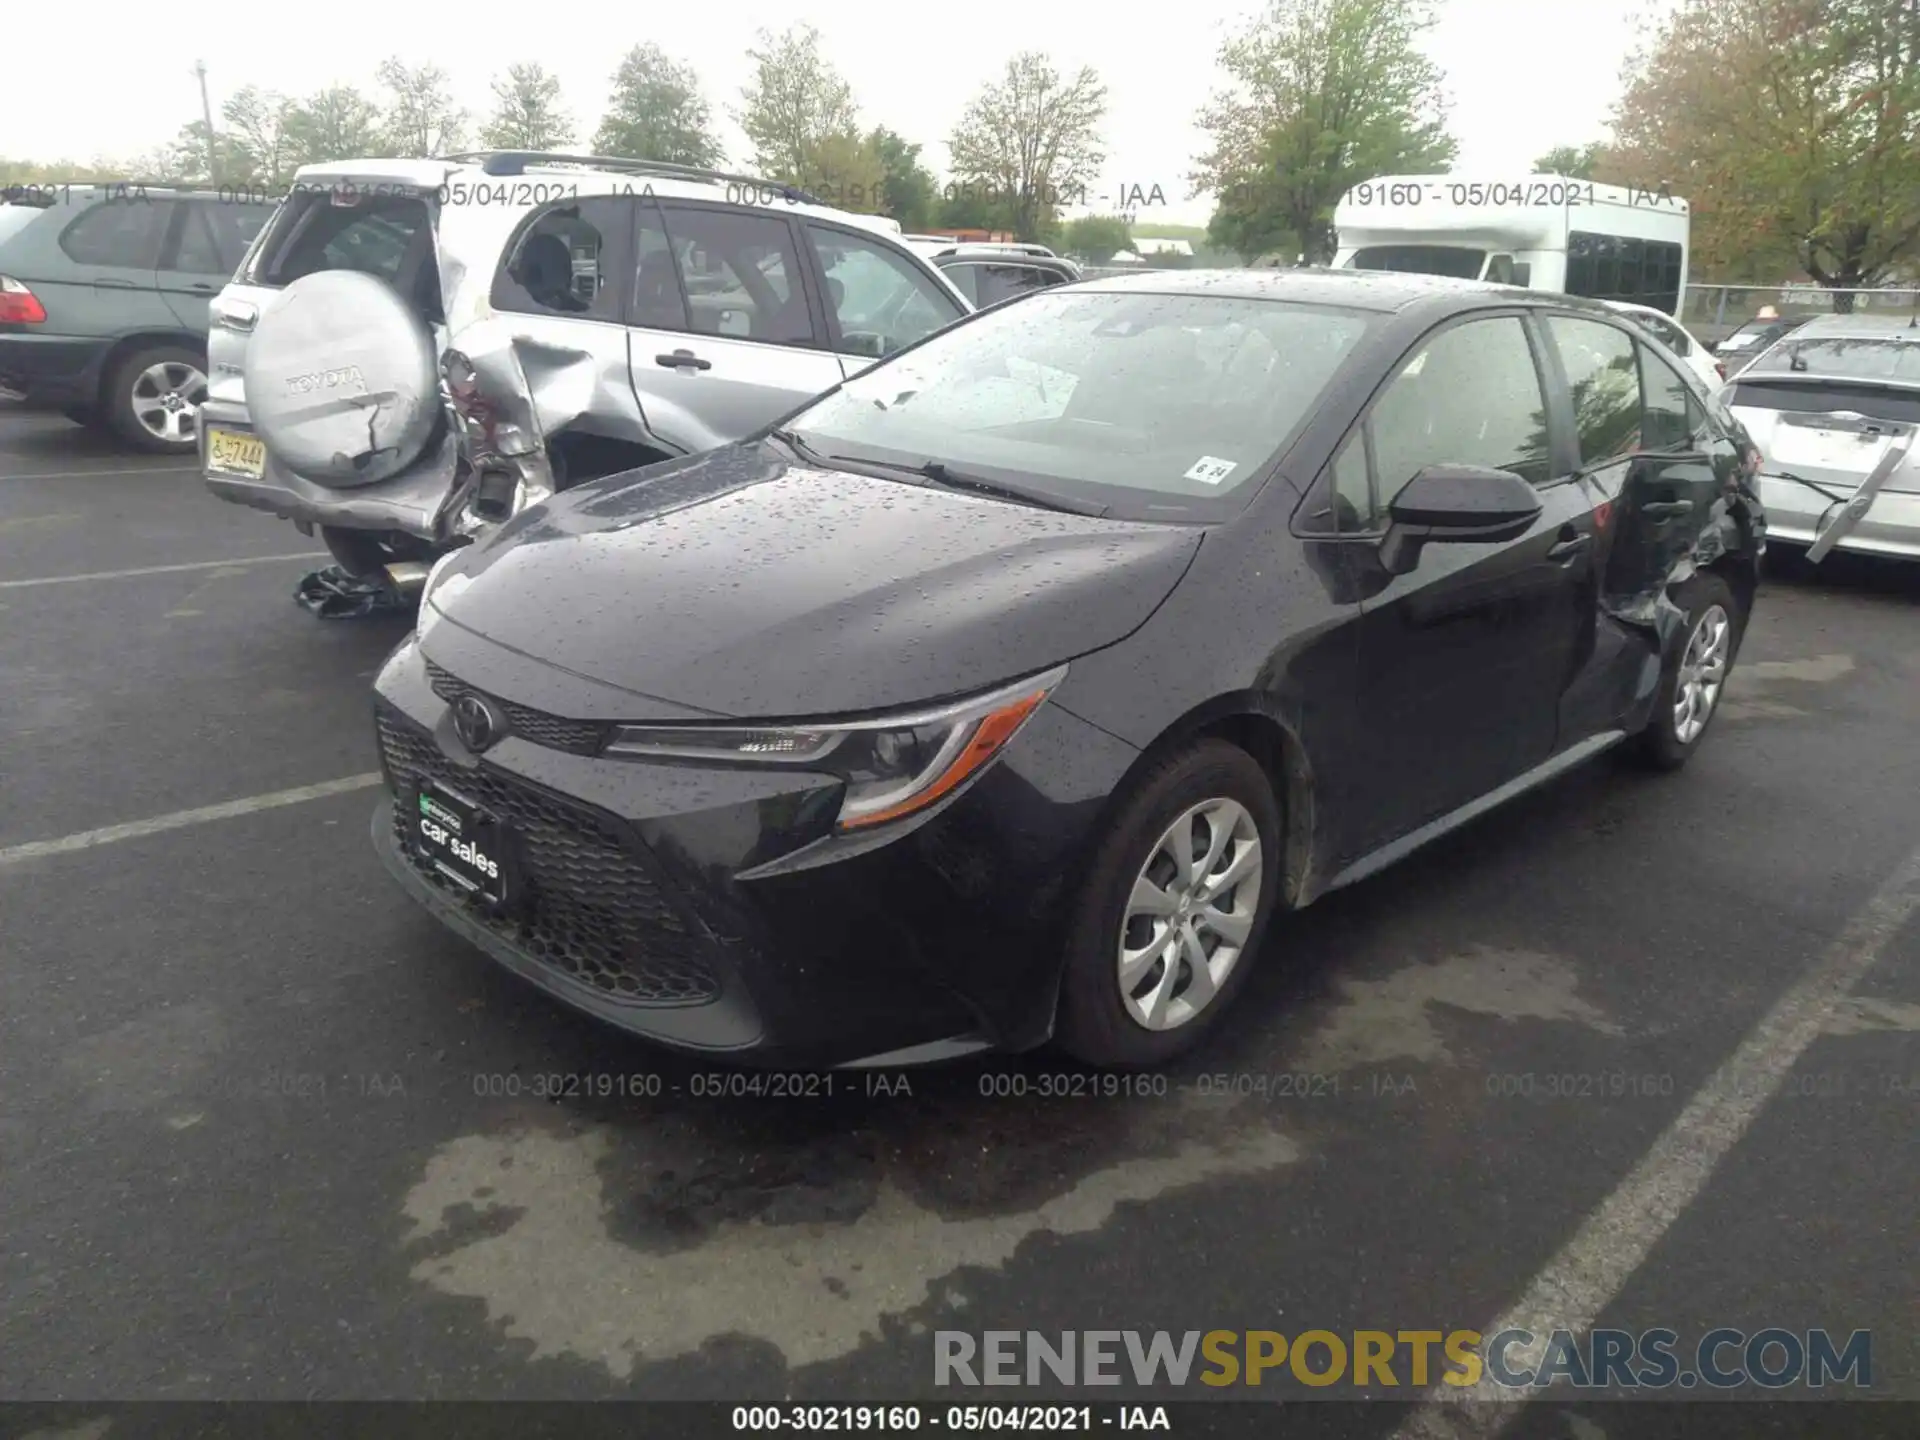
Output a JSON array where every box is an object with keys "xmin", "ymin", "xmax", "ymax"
[
  {"xmin": 1394, "ymin": 840, "xmax": 1920, "ymax": 1439},
  {"xmin": 0, "ymin": 551, "xmax": 325, "ymax": 588},
  {"xmin": 0, "ymin": 465, "xmax": 201, "ymax": 481},
  {"xmin": 0, "ymin": 774, "xmax": 383, "ymax": 867}
]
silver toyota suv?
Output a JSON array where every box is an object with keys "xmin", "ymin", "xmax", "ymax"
[{"xmin": 199, "ymin": 152, "xmax": 973, "ymax": 578}]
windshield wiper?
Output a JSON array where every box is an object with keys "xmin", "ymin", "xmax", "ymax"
[
  {"xmin": 826, "ymin": 452, "xmax": 1109, "ymax": 517},
  {"xmin": 767, "ymin": 427, "xmax": 833, "ymax": 467}
]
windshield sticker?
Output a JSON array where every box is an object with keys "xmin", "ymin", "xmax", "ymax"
[{"xmin": 1185, "ymin": 456, "xmax": 1238, "ymax": 485}]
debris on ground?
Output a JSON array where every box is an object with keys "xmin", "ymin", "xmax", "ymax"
[{"xmin": 294, "ymin": 565, "xmax": 414, "ymax": 620}]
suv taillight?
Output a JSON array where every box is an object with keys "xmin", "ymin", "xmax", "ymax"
[
  {"xmin": 0, "ymin": 276, "xmax": 46, "ymax": 325},
  {"xmin": 1715, "ymin": 360, "xmax": 1727, "ymax": 380}
]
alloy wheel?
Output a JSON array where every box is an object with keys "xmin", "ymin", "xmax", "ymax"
[
  {"xmin": 130, "ymin": 360, "xmax": 208, "ymax": 445},
  {"xmin": 1117, "ymin": 797, "xmax": 1263, "ymax": 1031},
  {"xmin": 1673, "ymin": 602, "xmax": 1732, "ymax": 744}
]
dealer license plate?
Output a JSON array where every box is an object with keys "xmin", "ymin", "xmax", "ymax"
[
  {"xmin": 413, "ymin": 783, "xmax": 512, "ymax": 905},
  {"xmin": 206, "ymin": 427, "xmax": 266, "ymax": 478}
]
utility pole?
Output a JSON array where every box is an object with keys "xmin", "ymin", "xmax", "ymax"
[{"xmin": 193, "ymin": 59, "xmax": 220, "ymax": 184}]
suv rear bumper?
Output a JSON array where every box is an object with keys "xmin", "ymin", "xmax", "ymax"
[
  {"xmin": 0, "ymin": 333, "xmax": 113, "ymax": 408},
  {"xmin": 199, "ymin": 397, "xmax": 459, "ymax": 539}
]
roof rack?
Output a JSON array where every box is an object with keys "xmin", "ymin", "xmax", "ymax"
[{"xmin": 439, "ymin": 152, "xmax": 822, "ymax": 205}]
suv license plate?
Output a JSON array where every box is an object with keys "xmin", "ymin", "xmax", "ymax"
[
  {"xmin": 206, "ymin": 427, "xmax": 266, "ymax": 478},
  {"xmin": 413, "ymin": 784, "xmax": 512, "ymax": 906}
]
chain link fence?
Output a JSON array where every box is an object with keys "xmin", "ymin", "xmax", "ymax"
[{"xmin": 1676, "ymin": 285, "xmax": 1920, "ymax": 344}]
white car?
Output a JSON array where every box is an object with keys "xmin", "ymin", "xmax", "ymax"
[{"xmin": 1603, "ymin": 300, "xmax": 1725, "ymax": 392}]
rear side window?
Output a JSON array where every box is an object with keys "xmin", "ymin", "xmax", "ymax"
[
  {"xmin": 1640, "ymin": 343, "xmax": 1703, "ymax": 451},
  {"xmin": 492, "ymin": 198, "xmax": 630, "ymax": 323},
  {"xmin": 658, "ymin": 206, "xmax": 813, "ymax": 344},
  {"xmin": 1545, "ymin": 316, "xmax": 1642, "ymax": 466},
  {"xmin": 60, "ymin": 199, "xmax": 172, "ymax": 268},
  {"xmin": 942, "ymin": 264, "xmax": 981, "ymax": 305},
  {"xmin": 260, "ymin": 193, "xmax": 430, "ymax": 286},
  {"xmin": 972, "ymin": 263, "xmax": 1060, "ymax": 307},
  {"xmin": 166, "ymin": 200, "xmax": 271, "ymax": 276}
]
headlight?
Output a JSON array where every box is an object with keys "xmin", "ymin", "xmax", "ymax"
[{"xmin": 605, "ymin": 665, "xmax": 1068, "ymax": 831}]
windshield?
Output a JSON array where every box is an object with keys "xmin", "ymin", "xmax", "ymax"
[
  {"xmin": 1748, "ymin": 335, "xmax": 1920, "ymax": 382},
  {"xmin": 781, "ymin": 290, "xmax": 1374, "ymax": 516},
  {"xmin": 1349, "ymin": 245, "xmax": 1486, "ymax": 279}
]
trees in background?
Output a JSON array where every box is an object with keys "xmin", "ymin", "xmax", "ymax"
[
  {"xmin": 1063, "ymin": 215, "xmax": 1133, "ymax": 263},
  {"xmin": 593, "ymin": 43, "xmax": 724, "ymax": 167},
  {"xmin": 376, "ymin": 59, "xmax": 468, "ymax": 157},
  {"xmin": 871, "ymin": 127, "xmax": 939, "ymax": 230},
  {"xmin": 1609, "ymin": 0, "xmax": 1920, "ymax": 301},
  {"xmin": 737, "ymin": 24, "xmax": 885, "ymax": 205},
  {"xmin": 947, "ymin": 53, "xmax": 1108, "ymax": 244},
  {"xmin": 1193, "ymin": 0, "xmax": 1456, "ymax": 264},
  {"xmin": 481, "ymin": 63, "xmax": 574, "ymax": 151},
  {"xmin": 1532, "ymin": 143, "xmax": 1611, "ymax": 179}
]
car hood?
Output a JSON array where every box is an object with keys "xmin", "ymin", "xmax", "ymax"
[{"xmin": 425, "ymin": 444, "xmax": 1203, "ymax": 719}]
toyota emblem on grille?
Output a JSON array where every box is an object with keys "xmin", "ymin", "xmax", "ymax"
[{"xmin": 452, "ymin": 694, "xmax": 503, "ymax": 752}]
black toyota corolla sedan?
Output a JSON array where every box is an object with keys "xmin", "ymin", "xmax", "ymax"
[{"xmin": 371, "ymin": 268, "xmax": 1765, "ymax": 1069}]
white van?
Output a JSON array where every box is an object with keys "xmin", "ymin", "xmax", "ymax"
[{"xmin": 1333, "ymin": 174, "xmax": 1691, "ymax": 316}]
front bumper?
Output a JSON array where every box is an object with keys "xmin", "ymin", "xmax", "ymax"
[
  {"xmin": 199, "ymin": 396, "xmax": 460, "ymax": 540},
  {"xmin": 370, "ymin": 637, "xmax": 1140, "ymax": 1068},
  {"xmin": 1755, "ymin": 472, "xmax": 1920, "ymax": 560},
  {"xmin": 0, "ymin": 333, "xmax": 112, "ymax": 407}
]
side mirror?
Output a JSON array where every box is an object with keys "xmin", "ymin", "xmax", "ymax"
[{"xmin": 1379, "ymin": 464, "xmax": 1542, "ymax": 574}]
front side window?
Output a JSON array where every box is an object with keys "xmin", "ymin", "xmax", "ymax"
[
  {"xmin": 492, "ymin": 198, "xmax": 628, "ymax": 322},
  {"xmin": 1546, "ymin": 315, "xmax": 1643, "ymax": 466},
  {"xmin": 1296, "ymin": 431, "xmax": 1375, "ymax": 534},
  {"xmin": 1369, "ymin": 316, "xmax": 1551, "ymax": 505},
  {"xmin": 658, "ymin": 206, "xmax": 813, "ymax": 344},
  {"xmin": 60, "ymin": 199, "xmax": 172, "ymax": 268},
  {"xmin": 785, "ymin": 290, "xmax": 1374, "ymax": 516},
  {"xmin": 807, "ymin": 225, "xmax": 964, "ymax": 357}
]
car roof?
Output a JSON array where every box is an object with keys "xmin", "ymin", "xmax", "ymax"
[
  {"xmin": 1774, "ymin": 312, "xmax": 1920, "ymax": 341},
  {"xmin": 1071, "ymin": 265, "xmax": 1561, "ymax": 313},
  {"xmin": 288, "ymin": 156, "xmax": 910, "ymax": 245}
]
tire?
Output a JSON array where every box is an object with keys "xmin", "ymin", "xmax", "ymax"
[
  {"xmin": 1055, "ymin": 739, "xmax": 1283, "ymax": 1067},
  {"xmin": 1630, "ymin": 573, "xmax": 1745, "ymax": 771},
  {"xmin": 321, "ymin": 526, "xmax": 433, "ymax": 579},
  {"xmin": 104, "ymin": 345, "xmax": 207, "ymax": 454}
]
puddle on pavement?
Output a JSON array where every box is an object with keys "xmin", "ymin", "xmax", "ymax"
[{"xmin": 400, "ymin": 1082, "xmax": 1298, "ymax": 1377}]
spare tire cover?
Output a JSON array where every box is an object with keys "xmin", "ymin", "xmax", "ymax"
[{"xmin": 244, "ymin": 270, "xmax": 439, "ymax": 486}]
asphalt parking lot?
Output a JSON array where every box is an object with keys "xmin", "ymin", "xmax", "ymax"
[{"xmin": 1, "ymin": 404, "xmax": 1916, "ymax": 1430}]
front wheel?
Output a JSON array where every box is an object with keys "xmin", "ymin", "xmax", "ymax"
[
  {"xmin": 1055, "ymin": 740, "xmax": 1282, "ymax": 1067},
  {"xmin": 1631, "ymin": 573, "xmax": 1744, "ymax": 771}
]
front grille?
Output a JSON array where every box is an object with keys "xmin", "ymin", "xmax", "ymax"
[
  {"xmin": 378, "ymin": 710, "xmax": 721, "ymax": 1006},
  {"xmin": 424, "ymin": 660, "xmax": 611, "ymax": 757}
]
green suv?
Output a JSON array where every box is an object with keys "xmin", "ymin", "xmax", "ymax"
[{"xmin": 0, "ymin": 185, "xmax": 274, "ymax": 452}]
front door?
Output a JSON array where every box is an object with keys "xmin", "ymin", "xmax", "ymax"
[{"xmin": 1343, "ymin": 312, "xmax": 1600, "ymax": 854}]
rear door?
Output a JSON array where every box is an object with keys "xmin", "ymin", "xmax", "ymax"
[
  {"xmin": 630, "ymin": 199, "xmax": 843, "ymax": 452},
  {"xmin": 156, "ymin": 195, "xmax": 273, "ymax": 332},
  {"xmin": 1541, "ymin": 312, "xmax": 1742, "ymax": 725},
  {"xmin": 43, "ymin": 194, "xmax": 178, "ymax": 339},
  {"xmin": 208, "ymin": 181, "xmax": 443, "ymax": 414}
]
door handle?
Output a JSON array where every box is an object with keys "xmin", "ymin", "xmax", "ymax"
[
  {"xmin": 93, "ymin": 278, "xmax": 138, "ymax": 289},
  {"xmin": 1547, "ymin": 532, "xmax": 1591, "ymax": 563},
  {"xmin": 1642, "ymin": 499, "xmax": 1694, "ymax": 519},
  {"xmin": 655, "ymin": 350, "xmax": 712, "ymax": 371},
  {"xmin": 190, "ymin": 282, "xmax": 216, "ymax": 292}
]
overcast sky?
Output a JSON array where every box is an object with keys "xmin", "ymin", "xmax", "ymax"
[{"xmin": 7, "ymin": 0, "xmax": 1668, "ymax": 227}]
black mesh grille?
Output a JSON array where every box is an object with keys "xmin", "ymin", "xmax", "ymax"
[
  {"xmin": 424, "ymin": 660, "xmax": 611, "ymax": 757},
  {"xmin": 378, "ymin": 710, "xmax": 721, "ymax": 1006}
]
